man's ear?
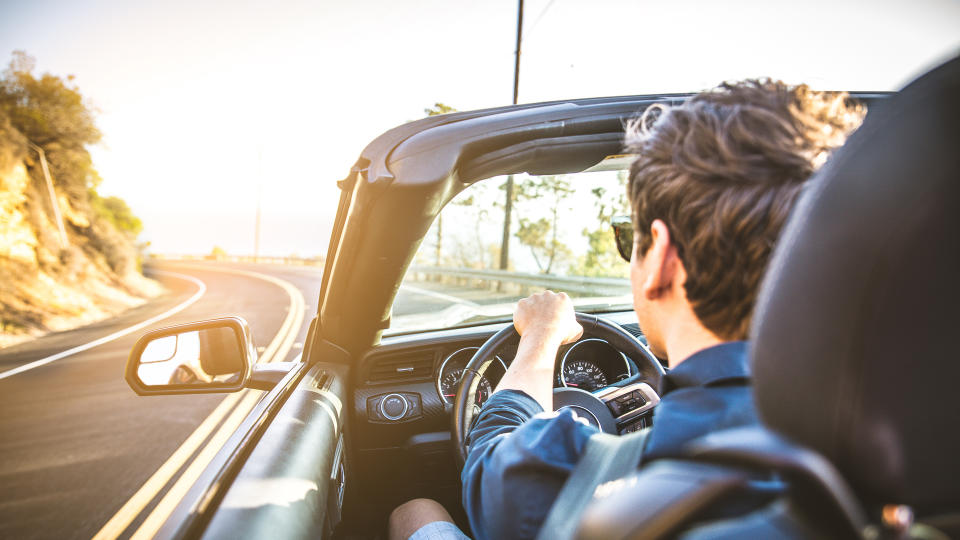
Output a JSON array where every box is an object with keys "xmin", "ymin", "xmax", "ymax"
[{"xmin": 642, "ymin": 220, "xmax": 680, "ymax": 300}]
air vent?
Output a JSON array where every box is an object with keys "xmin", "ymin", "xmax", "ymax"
[
  {"xmin": 367, "ymin": 351, "xmax": 435, "ymax": 383},
  {"xmin": 621, "ymin": 323, "xmax": 648, "ymax": 346}
]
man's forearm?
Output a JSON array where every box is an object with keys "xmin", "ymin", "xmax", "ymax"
[
  {"xmin": 463, "ymin": 391, "xmax": 595, "ymax": 540},
  {"xmin": 494, "ymin": 332, "xmax": 562, "ymax": 411}
]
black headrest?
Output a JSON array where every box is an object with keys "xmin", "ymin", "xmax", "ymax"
[{"xmin": 750, "ymin": 55, "xmax": 960, "ymax": 514}]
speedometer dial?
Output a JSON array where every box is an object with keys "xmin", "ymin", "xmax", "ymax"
[
  {"xmin": 562, "ymin": 360, "xmax": 608, "ymax": 392},
  {"xmin": 559, "ymin": 338, "xmax": 630, "ymax": 392},
  {"xmin": 440, "ymin": 368, "xmax": 493, "ymax": 405}
]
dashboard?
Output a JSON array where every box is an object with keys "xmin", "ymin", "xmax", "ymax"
[
  {"xmin": 435, "ymin": 337, "xmax": 635, "ymax": 407},
  {"xmin": 348, "ymin": 312, "xmax": 657, "ymax": 522},
  {"xmin": 353, "ymin": 312, "xmax": 655, "ymax": 450}
]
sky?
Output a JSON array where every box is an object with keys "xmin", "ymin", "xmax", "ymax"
[{"xmin": 1, "ymin": 0, "xmax": 958, "ymax": 257}]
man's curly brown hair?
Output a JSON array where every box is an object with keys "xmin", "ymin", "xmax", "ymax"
[{"xmin": 626, "ymin": 79, "xmax": 865, "ymax": 340}]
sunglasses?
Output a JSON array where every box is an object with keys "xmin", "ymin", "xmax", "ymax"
[{"xmin": 611, "ymin": 216, "xmax": 633, "ymax": 262}]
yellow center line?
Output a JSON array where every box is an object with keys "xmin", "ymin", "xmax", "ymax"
[
  {"xmin": 130, "ymin": 391, "xmax": 264, "ymax": 540},
  {"xmin": 92, "ymin": 264, "xmax": 308, "ymax": 540},
  {"xmin": 129, "ymin": 277, "xmax": 305, "ymax": 538},
  {"xmin": 90, "ymin": 392, "xmax": 241, "ymax": 540}
]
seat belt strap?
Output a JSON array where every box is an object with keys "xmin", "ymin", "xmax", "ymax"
[{"xmin": 535, "ymin": 428, "xmax": 651, "ymax": 540}]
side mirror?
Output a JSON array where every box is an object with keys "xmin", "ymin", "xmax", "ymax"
[{"xmin": 125, "ymin": 317, "xmax": 255, "ymax": 395}]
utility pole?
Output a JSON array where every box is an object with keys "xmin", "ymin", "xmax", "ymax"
[
  {"xmin": 28, "ymin": 142, "xmax": 69, "ymax": 250},
  {"xmin": 499, "ymin": 0, "xmax": 523, "ymax": 271},
  {"xmin": 424, "ymin": 105, "xmax": 456, "ymax": 268},
  {"xmin": 254, "ymin": 149, "xmax": 262, "ymax": 263}
]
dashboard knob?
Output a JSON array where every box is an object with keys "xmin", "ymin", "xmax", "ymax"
[{"xmin": 379, "ymin": 393, "xmax": 408, "ymax": 420}]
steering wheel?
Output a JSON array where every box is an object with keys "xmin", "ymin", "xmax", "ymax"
[{"xmin": 452, "ymin": 312, "xmax": 666, "ymax": 469}]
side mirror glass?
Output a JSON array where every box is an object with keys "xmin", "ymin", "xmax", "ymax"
[{"xmin": 125, "ymin": 317, "xmax": 255, "ymax": 395}]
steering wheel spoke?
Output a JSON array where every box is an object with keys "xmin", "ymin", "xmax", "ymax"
[{"xmin": 595, "ymin": 382, "xmax": 660, "ymax": 423}]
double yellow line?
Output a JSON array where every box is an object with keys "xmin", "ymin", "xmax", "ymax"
[{"xmin": 93, "ymin": 265, "xmax": 307, "ymax": 540}]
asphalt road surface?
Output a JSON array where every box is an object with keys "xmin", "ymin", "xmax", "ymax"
[{"xmin": 0, "ymin": 261, "xmax": 499, "ymax": 540}]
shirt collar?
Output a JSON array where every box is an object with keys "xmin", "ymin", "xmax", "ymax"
[{"xmin": 658, "ymin": 341, "xmax": 751, "ymax": 395}]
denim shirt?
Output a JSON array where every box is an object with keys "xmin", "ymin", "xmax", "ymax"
[{"xmin": 461, "ymin": 341, "xmax": 756, "ymax": 540}]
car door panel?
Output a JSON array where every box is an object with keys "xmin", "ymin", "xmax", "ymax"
[{"xmin": 201, "ymin": 363, "xmax": 349, "ymax": 539}]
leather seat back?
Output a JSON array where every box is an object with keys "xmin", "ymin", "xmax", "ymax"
[{"xmin": 750, "ymin": 55, "xmax": 960, "ymax": 514}]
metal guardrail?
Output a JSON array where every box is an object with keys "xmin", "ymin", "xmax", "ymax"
[
  {"xmin": 148, "ymin": 256, "xmax": 627, "ymax": 296},
  {"xmin": 407, "ymin": 266, "xmax": 631, "ymax": 297}
]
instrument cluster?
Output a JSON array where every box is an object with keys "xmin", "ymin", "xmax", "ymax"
[{"xmin": 436, "ymin": 337, "xmax": 632, "ymax": 406}]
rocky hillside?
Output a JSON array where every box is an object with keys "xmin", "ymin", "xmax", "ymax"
[{"xmin": 0, "ymin": 52, "xmax": 161, "ymax": 348}]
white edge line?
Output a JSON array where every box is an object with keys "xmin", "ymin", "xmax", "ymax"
[
  {"xmin": 0, "ymin": 271, "xmax": 207, "ymax": 381},
  {"xmin": 127, "ymin": 269, "xmax": 307, "ymax": 538},
  {"xmin": 91, "ymin": 266, "xmax": 304, "ymax": 540}
]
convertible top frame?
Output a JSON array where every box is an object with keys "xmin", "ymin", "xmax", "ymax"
[{"xmin": 308, "ymin": 92, "xmax": 888, "ymax": 361}]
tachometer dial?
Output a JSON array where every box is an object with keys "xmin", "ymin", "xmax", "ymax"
[
  {"xmin": 440, "ymin": 368, "xmax": 493, "ymax": 405},
  {"xmin": 562, "ymin": 360, "xmax": 608, "ymax": 392},
  {"xmin": 437, "ymin": 347, "xmax": 505, "ymax": 406}
]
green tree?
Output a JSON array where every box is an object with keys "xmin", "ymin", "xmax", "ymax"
[
  {"xmin": 0, "ymin": 51, "xmax": 102, "ymax": 202},
  {"xmin": 574, "ymin": 171, "xmax": 630, "ymax": 277},
  {"xmin": 514, "ymin": 175, "xmax": 574, "ymax": 274},
  {"xmin": 446, "ymin": 182, "xmax": 498, "ymax": 269},
  {"xmin": 0, "ymin": 51, "xmax": 145, "ymax": 274},
  {"xmin": 0, "ymin": 51, "xmax": 100, "ymax": 147},
  {"xmin": 89, "ymin": 191, "xmax": 143, "ymax": 237},
  {"xmin": 424, "ymin": 102, "xmax": 456, "ymax": 116}
]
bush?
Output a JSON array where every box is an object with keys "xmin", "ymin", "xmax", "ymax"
[{"xmin": 89, "ymin": 189, "xmax": 142, "ymax": 237}]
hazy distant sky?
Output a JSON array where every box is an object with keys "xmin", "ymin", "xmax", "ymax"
[{"xmin": 2, "ymin": 0, "xmax": 958, "ymax": 256}]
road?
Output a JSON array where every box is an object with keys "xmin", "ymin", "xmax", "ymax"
[{"xmin": 0, "ymin": 261, "xmax": 499, "ymax": 540}]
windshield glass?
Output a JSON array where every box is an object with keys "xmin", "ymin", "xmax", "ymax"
[{"xmin": 389, "ymin": 167, "xmax": 633, "ymax": 335}]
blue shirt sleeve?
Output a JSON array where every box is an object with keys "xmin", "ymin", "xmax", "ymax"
[{"xmin": 461, "ymin": 390, "xmax": 598, "ymax": 540}]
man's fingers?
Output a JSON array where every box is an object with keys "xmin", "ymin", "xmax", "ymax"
[
  {"xmin": 562, "ymin": 321, "xmax": 584, "ymax": 345},
  {"xmin": 513, "ymin": 290, "xmax": 581, "ymax": 339}
]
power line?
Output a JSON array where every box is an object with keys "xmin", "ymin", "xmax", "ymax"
[{"xmin": 526, "ymin": 0, "xmax": 557, "ymax": 38}]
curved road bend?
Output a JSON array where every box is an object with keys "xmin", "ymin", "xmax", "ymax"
[
  {"xmin": 0, "ymin": 262, "xmax": 319, "ymax": 540},
  {"xmin": 0, "ymin": 261, "xmax": 485, "ymax": 539}
]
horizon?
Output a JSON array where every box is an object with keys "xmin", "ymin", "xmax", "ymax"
[{"xmin": 2, "ymin": 0, "xmax": 958, "ymax": 257}]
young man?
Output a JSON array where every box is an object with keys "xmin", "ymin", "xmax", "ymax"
[{"xmin": 389, "ymin": 79, "xmax": 864, "ymax": 540}]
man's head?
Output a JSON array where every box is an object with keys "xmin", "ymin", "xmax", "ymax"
[{"xmin": 625, "ymin": 79, "xmax": 864, "ymax": 359}]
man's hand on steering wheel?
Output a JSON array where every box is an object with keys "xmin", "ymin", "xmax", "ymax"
[
  {"xmin": 498, "ymin": 291, "xmax": 585, "ymax": 410},
  {"xmin": 514, "ymin": 291, "xmax": 584, "ymax": 345},
  {"xmin": 451, "ymin": 303, "xmax": 665, "ymax": 469}
]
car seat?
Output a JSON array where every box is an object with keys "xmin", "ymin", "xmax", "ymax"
[{"xmin": 574, "ymin": 54, "xmax": 960, "ymax": 539}]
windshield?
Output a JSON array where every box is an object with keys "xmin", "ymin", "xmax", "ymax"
[{"xmin": 389, "ymin": 167, "xmax": 634, "ymax": 335}]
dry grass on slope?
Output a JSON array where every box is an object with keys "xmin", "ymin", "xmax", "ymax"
[{"xmin": 0, "ymin": 147, "xmax": 163, "ymax": 349}]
